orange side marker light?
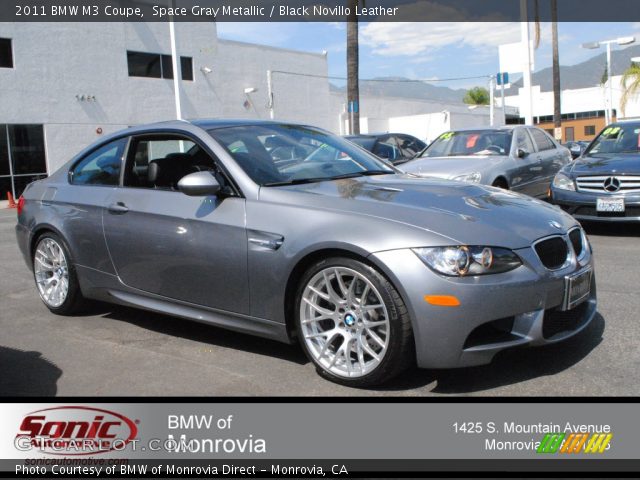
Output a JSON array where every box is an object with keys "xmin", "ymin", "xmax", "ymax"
[{"xmin": 424, "ymin": 295, "xmax": 460, "ymax": 307}]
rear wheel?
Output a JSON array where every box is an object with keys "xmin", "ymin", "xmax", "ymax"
[
  {"xmin": 295, "ymin": 257, "xmax": 414, "ymax": 387},
  {"xmin": 33, "ymin": 233, "xmax": 87, "ymax": 315}
]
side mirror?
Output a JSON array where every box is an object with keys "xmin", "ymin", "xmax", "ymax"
[
  {"xmin": 177, "ymin": 171, "xmax": 221, "ymax": 197},
  {"xmin": 516, "ymin": 148, "xmax": 528, "ymax": 159},
  {"xmin": 570, "ymin": 146, "xmax": 582, "ymax": 159}
]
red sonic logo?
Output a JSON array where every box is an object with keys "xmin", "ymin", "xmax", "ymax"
[{"xmin": 15, "ymin": 406, "xmax": 138, "ymax": 455}]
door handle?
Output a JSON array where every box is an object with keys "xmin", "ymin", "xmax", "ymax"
[{"xmin": 107, "ymin": 202, "xmax": 129, "ymax": 214}]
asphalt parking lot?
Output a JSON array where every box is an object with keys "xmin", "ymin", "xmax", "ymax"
[{"xmin": 1, "ymin": 207, "xmax": 639, "ymax": 396}]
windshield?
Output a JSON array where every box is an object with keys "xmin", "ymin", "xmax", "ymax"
[
  {"xmin": 420, "ymin": 131, "xmax": 512, "ymax": 157},
  {"xmin": 208, "ymin": 124, "xmax": 395, "ymax": 186},
  {"xmin": 586, "ymin": 124, "xmax": 640, "ymax": 155}
]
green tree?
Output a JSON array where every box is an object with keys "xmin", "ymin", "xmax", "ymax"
[
  {"xmin": 620, "ymin": 62, "xmax": 640, "ymax": 116},
  {"xmin": 463, "ymin": 87, "xmax": 490, "ymax": 105}
]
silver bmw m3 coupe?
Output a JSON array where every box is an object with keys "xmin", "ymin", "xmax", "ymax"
[{"xmin": 15, "ymin": 120, "xmax": 597, "ymax": 386}]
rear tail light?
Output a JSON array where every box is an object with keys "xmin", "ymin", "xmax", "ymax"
[{"xmin": 16, "ymin": 195, "xmax": 25, "ymax": 216}]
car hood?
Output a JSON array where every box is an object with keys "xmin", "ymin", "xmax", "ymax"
[
  {"xmin": 261, "ymin": 174, "xmax": 576, "ymax": 250},
  {"xmin": 569, "ymin": 153, "xmax": 640, "ymax": 175},
  {"xmin": 401, "ymin": 156, "xmax": 503, "ymax": 178}
]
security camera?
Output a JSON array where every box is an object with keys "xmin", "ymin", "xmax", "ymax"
[{"xmin": 200, "ymin": 66, "xmax": 213, "ymax": 74}]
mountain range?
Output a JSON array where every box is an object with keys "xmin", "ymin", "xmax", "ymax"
[{"xmin": 331, "ymin": 44, "xmax": 640, "ymax": 103}]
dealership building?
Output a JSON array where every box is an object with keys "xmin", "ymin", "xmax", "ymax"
[{"xmin": 0, "ymin": 21, "xmax": 335, "ymax": 199}]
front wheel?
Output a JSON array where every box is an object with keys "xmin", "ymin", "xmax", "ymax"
[
  {"xmin": 295, "ymin": 257, "xmax": 414, "ymax": 387},
  {"xmin": 33, "ymin": 233, "xmax": 87, "ymax": 315}
]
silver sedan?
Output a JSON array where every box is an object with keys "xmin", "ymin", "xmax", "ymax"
[
  {"xmin": 401, "ymin": 126, "xmax": 572, "ymax": 198},
  {"xmin": 15, "ymin": 120, "xmax": 596, "ymax": 387}
]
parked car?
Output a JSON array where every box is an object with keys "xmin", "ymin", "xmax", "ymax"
[
  {"xmin": 551, "ymin": 121, "xmax": 640, "ymax": 221},
  {"xmin": 16, "ymin": 120, "xmax": 596, "ymax": 386},
  {"xmin": 400, "ymin": 126, "xmax": 572, "ymax": 199},
  {"xmin": 563, "ymin": 141, "xmax": 590, "ymax": 160},
  {"xmin": 344, "ymin": 133, "xmax": 426, "ymax": 165}
]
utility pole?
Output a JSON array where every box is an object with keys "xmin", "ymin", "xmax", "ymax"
[
  {"xmin": 489, "ymin": 75, "xmax": 495, "ymax": 126},
  {"xmin": 346, "ymin": 0, "xmax": 360, "ymax": 134},
  {"xmin": 169, "ymin": 19, "xmax": 182, "ymax": 120},
  {"xmin": 551, "ymin": 0, "xmax": 562, "ymax": 141}
]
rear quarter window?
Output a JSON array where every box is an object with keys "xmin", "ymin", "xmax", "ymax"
[{"xmin": 70, "ymin": 138, "xmax": 128, "ymax": 186}]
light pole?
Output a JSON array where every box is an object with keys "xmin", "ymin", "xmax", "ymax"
[{"xmin": 582, "ymin": 36, "xmax": 636, "ymax": 124}]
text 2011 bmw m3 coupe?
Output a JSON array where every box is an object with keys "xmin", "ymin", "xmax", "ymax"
[{"xmin": 16, "ymin": 120, "xmax": 597, "ymax": 386}]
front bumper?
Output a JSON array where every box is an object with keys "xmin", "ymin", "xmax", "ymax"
[
  {"xmin": 551, "ymin": 187, "xmax": 640, "ymax": 222},
  {"xmin": 371, "ymin": 239, "xmax": 596, "ymax": 369}
]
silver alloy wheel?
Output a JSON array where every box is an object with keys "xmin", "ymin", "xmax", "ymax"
[
  {"xmin": 34, "ymin": 238, "xmax": 70, "ymax": 308},
  {"xmin": 300, "ymin": 267, "xmax": 390, "ymax": 378}
]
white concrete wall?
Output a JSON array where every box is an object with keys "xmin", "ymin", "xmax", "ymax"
[
  {"xmin": 504, "ymin": 76, "xmax": 640, "ymax": 120},
  {"xmin": 0, "ymin": 22, "xmax": 330, "ymax": 172},
  {"xmin": 215, "ymin": 40, "xmax": 330, "ymax": 129}
]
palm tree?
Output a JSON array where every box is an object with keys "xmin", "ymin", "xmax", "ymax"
[
  {"xmin": 346, "ymin": 0, "xmax": 360, "ymax": 134},
  {"xmin": 532, "ymin": 0, "xmax": 561, "ymax": 139},
  {"xmin": 551, "ymin": 0, "xmax": 561, "ymax": 138},
  {"xmin": 620, "ymin": 62, "xmax": 640, "ymax": 116}
]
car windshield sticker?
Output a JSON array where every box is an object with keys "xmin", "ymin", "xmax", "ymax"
[
  {"xmin": 440, "ymin": 132, "xmax": 454, "ymax": 141},
  {"xmin": 466, "ymin": 134, "xmax": 480, "ymax": 148}
]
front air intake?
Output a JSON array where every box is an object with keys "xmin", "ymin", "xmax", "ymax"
[
  {"xmin": 568, "ymin": 229, "xmax": 583, "ymax": 257},
  {"xmin": 534, "ymin": 237, "xmax": 569, "ymax": 270}
]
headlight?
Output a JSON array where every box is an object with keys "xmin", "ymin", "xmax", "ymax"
[
  {"xmin": 453, "ymin": 172, "xmax": 482, "ymax": 183},
  {"xmin": 413, "ymin": 246, "xmax": 522, "ymax": 276},
  {"xmin": 552, "ymin": 172, "xmax": 575, "ymax": 191}
]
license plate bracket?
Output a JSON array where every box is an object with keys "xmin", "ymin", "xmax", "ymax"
[
  {"xmin": 596, "ymin": 197, "xmax": 625, "ymax": 212},
  {"xmin": 561, "ymin": 267, "xmax": 592, "ymax": 311}
]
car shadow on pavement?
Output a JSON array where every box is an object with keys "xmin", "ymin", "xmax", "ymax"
[
  {"xmin": 582, "ymin": 221, "xmax": 640, "ymax": 237},
  {"xmin": 0, "ymin": 346, "xmax": 62, "ymax": 396},
  {"xmin": 375, "ymin": 312, "xmax": 605, "ymax": 394},
  {"xmin": 92, "ymin": 304, "xmax": 310, "ymax": 366}
]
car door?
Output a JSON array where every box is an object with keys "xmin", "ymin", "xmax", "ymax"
[
  {"xmin": 60, "ymin": 137, "xmax": 129, "ymax": 275},
  {"xmin": 102, "ymin": 133, "xmax": 250, "ymax": 314},
  {"xmin": 529, "ymin": 128, "xmax": 559, "ymax": 197},
  {"xmin": 508, "ymin": 128, "xmax": 541, "ymax": 196}
]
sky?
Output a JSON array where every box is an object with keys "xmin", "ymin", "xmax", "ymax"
[{"xmin": 217, "ymin": 22, "xmax": 640, "ymax": 90}]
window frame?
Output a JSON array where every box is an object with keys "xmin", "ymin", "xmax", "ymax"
[
  {"xmin": 121, "ymin": 131, "xmax": 241, "ymax": 197},
  {"xmin": 0, "ymin": 37, "xmax": 13, "ymax": 69},
  {"xmin": 127, "ymin": 50, "xmax": 194, "ymax": 81},
  {"xmin": 514, "ymin": 127, "xmax": 535, "ymax": 154},
  {"xmin": 529, "ymin": 127, "xmax": 556, "ymax": 152},
  {"xmin": 68, "ymin": 137, "xmax": 130, "ymax": 187}
]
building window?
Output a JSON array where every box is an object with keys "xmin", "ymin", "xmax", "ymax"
[
  {"xmin": 127, "ymin": 51, "xmax": 193, "ymax": 81},
  {"xmin": 584, "ymin": 125, "xmax": 596, "ymax": 136},
  {"xmin": 0, "ymin": 124, "xmax": 47, "ymax": 199},
  {"xmin": 0, "ymin": 38, "xmax": 13, "ymax": 68},
  {"xmin": 565, "ymin": 127, "xmax": 575, "ymax": 142}
]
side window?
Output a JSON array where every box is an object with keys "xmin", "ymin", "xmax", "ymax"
[
  {"xmin": 397, "ymin": 135, "xmax": 426, "ymax": 158},
  {"xmin": 70, "ymin": 138, "xmax": 127, "ymax": 186},
  {"xmin": 124, "ymin": 135, "xmax": 217, "ymax": 190},
  {"xmin": 515, "ymin": 129, "xmax": 535, "ymax": 153},
  {"xmin": 373, "ymin": 136, "xmax": 401, "ymax": 161},
  {"xmin": 530, "ymin": 128, "xmax": 554, "ymax": 151}
]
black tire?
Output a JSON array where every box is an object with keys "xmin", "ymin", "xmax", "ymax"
[
  {"xmin": 295, "ymin": 256, "xmax": 414, "ymax": 387},
  {"xmin": 32, "ymin": 232, "xmax": 88, "ymax": 315}
]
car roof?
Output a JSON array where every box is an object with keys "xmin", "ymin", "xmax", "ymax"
[
  {"xmin": 448, "ymin": 126, "xmax": 518, "ymax": 133},
  {"xmin": 120, "ymin": 119, "xmax": 309, "ymax": 133}
]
